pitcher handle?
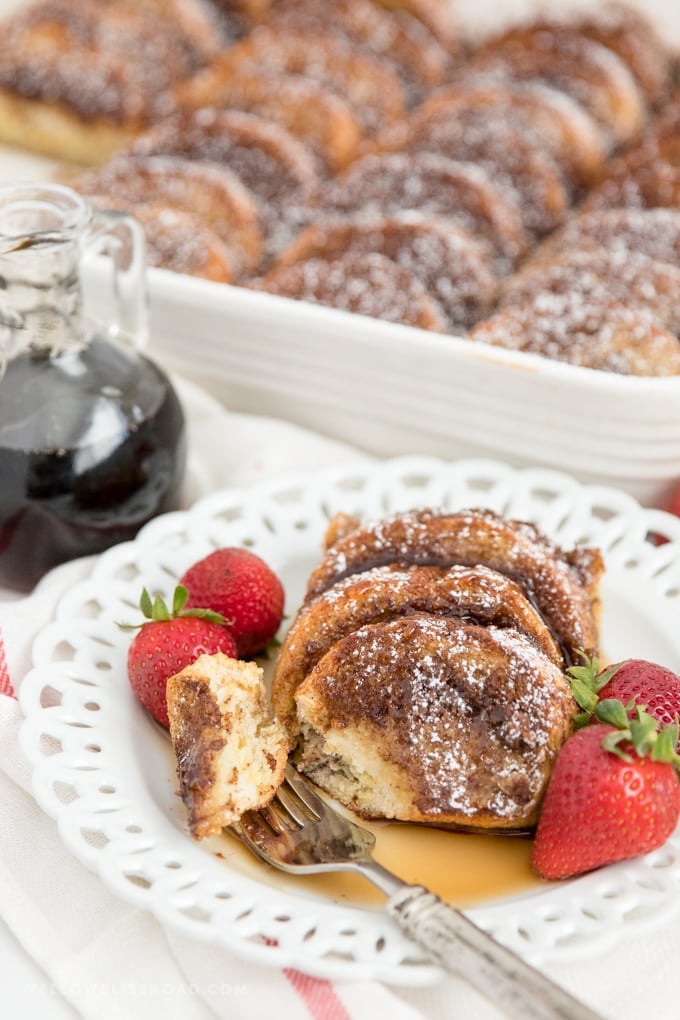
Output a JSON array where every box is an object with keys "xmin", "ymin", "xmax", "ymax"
[{"xmin": 83, "ymin": 208, "xmax": 148, "ymax": 351}]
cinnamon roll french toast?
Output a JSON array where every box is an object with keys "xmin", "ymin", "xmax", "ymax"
[
  {"xmin": 293, "ymin": 615, "xmax": 576, "ymax": 830},
  {"xmin": 74, "ymin": 154, "xmax": 263, "ymax": 275},
  {"xmin": 221, "ymin": 24, "xmax": 407, "ymax": 137},
  {"xmin": 173, "ymin": 65, "xmax": 363, "ymax": 173},
  {"xmin": 254, "ymin": 252, "xmax": 449, "ymax": 332},
  {"xmin": 272, "ymin": 562, "xmax": 563, "ymax": 732},
  {"xmin": 414, "ymin": 81, "xmax": 607, "ymax": 190},
  {"xmin": 467, "ymin": 21, "xmax": 646, "ymax": 145},
  {"xmin": 301, "ymin": 507, "xmax": 603, "ymax": 659},
  {"xmin": 388, "ymin": 105, "xmax": 570, "ymax": 238},
  {"xmin": 468, "ymin": 297, "xmax": 680, "ymax": 377},
  {"xmin": 168, "ymin": 653, "xmax": 290, "ymax": 838},
  {"xmin": 271, "ymin": 506, "xmax": 602, "ymax": 831},
  {"xmin": 261, "ymin": 0, "xmax": 452, "ymax": 104},
  {"xmin": 0, "ymin": 0, "xmax": 220, "ymax": 163},
  {"xmin": 499, "ymin": 251, "xmax": 680, "ymax": 337},
  {"xmin": 273, "ymin": 213, "xmax": 497, "ymax": 331},
  {"xmin": 319, "ymin": 153, "xmax": 529, "ymax": 274}
]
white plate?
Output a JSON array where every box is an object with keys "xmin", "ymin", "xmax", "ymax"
[{"xmin": 17, "ymin": 456, "xmax": 680, "ymax": 985}]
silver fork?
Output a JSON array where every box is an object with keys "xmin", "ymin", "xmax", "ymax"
[{"xmin": 230, "ymin": 765, "xmax": 602, "ymax": 1020}]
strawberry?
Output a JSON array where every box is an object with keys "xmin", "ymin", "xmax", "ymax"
[
  {"xmin": 567, "ymin": 654, "xmax": 680, "ymax": 729},
  {"xmin": 597, "ymin": 659, "xmax": 680, "ymax": 728},
  {"xmin": 124, "ymin": 586, "xmax": 237, "ymax": 728},
  {"xmin": 179, "ymin": 547, "xmax": 284, "ymax": 657},
  {"xmin": 531, "ymin": 703, "xmax": 680, "ymax": 880},
  {"xmin": 666, "ymin": 482, "xmax": 680, "ymax": 519}
]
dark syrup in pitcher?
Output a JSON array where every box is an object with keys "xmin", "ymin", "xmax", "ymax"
[{"xmin": 0, "ymin": 336, "xmax": 186, "ymax": 591}]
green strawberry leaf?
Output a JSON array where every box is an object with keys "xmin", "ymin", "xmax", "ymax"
[
  {"xmin": 629, "ymin": 710, "xmax": 659, "ymax": 757},
  {"xmin": 179, "ymin": 607, "xmax": 229, "ymax": 624},
  {"xmin": 140, "ymin": 587, "xmax": 154, "ymax": 619},
  {"xmin": 594, "ymin": 698, "xmax": 630, "ymax": 730},
  {"xmin": 568, "ymin": 674, "xmax": 600, "ymax": 714},
  {"xmin": 595, "ymin": 704, "xmax": 680, "ymax": 769},
  {"xmin": 567, "ymin": 653, "xmax": 622, "ymax": 718},
  {"xmin": 173, "ymin": 584, "xmax": 189, "ymax": 615},
  {"xmin": 601, "ymin": 728, "xmax": 633, "ymax": 762},
  {"xmin": 652, "ymin": 723, "xmax": 679, "ymax": 763},
  {"xmin": 118, "ymin": 585, "xmax": 230, "ymax": 632},
  {"xmin": 151, "ymin": 594, "xmax": 171, "ymax": 621}
]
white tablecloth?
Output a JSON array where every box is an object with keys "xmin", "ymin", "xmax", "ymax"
[
  {"xmin": 2, "ymin": 0, "xmax": 680, "ymax": 1013},
  {"xmin": 2, "ymin": 377, "xmax": 680, "ymax": 1020}
]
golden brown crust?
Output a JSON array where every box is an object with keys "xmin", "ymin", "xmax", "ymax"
[
  {"xmin": 389, "ymin": 104, "xmax": 569, "ymax": 237},
  {"xmin": 135, "ymin": 0, "xmax": 228, "ymax": 64},
  {"xmin": 262, "ymin": 0, "xmax": 452, "ymax": 102},
  {"xmin": 416, "ymin": 80, "xmax": 606, "ymax": 189},
  {"xmin": 528, "ymin": 208, "xmax": 680, "ymax": 271},
  {"xmin": 0, "ymin": 0, "xmax": 223, "ymax": 160},
  {"xmin": 85, "ymin": 197, "xmax": 236, "ymax": 281},
  {"xmin": 255, "ymin": 252, "xmax": 448, "ymax": 332},
  {"xmin": 74, "ymin": 154, "xmax": 263, "ymax": 276},
  {"xmin": 294, "ymin": 615, "xmax": 575, "ymax": 829},
  {"xmin": 167, "ymin": 653, "xmax": 289, "ymax": 839},
  {"xmin": 581, "ymin": 150, "xmax": 680, "ymax": 212},
  {"xmin": 532, "ymin": 2, "xmax": 671, "ymax": 107},
  {"xmin": 468, "ymin": 24, "xmax": 645, "ymax": 145},
  {"xmin": 173, "ymin": 63, "xmax": 363, "ymax": 173},
  {"xmin": 223, "ymin": 24, "xmax": 407, "ymax": 136},
  {"xmin": 468, "ymin": 297, "xmax": 680, "ymax": 378},
  {"xmin": 0, "ymin": 87, "xmax": 136, "ymax": 164},
  {"xmin": 499, "ymin": 250, "xmax": 680, "ymax": 337},
  {"xmin": 274, "ymin": 213, "xmax": 496, "ymax": 332},
  {"xmin": 129, "ymin": 109, "xmax": 319, "ymax": 259},
  {"xmin": 368, "ymin": 0, "xmax": 461, "ymax": 56},
  {"xmin": 304, "ymin": 507, "xmax": 603, "ymax": 664},
  {"xmin": 319, "ymin": 152, "xmax": 528, "ymax": 274},
  {"xmin": 272, "ymin": 562, "xmax": 564, "ymax": 732}
]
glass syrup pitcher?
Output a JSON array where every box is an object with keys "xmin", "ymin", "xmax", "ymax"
[{"xmin": 0, "ymin": 182, "xmax": 187, "ymax": 592}]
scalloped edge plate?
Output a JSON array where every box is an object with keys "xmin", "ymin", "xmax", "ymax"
[{"xmin": 17, "ymin": 456, "xmax": 680, "ymax": 985}]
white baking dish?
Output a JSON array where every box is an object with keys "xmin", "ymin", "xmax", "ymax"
[
  {"xmin": 144, "ymin": 268, "xmax": 680, "ymax": 507},
  {"xmin": 3, "ymin": 0, "xmax": 679, "ymax": 508}
]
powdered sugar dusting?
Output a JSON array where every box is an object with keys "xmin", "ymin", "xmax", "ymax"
[
  {"xmin": 404, "ymin": 106, "xmax": 568, "ymax": 236},
  {"xmin": 307, "ymin": 615, "xmax": 573, "ymax": 823},
  {"xmin": 321, "ymin": 152, "xmax": 527, "ymax": 274},
  {"xmin": 500, "ymin": 250, "xmax": 680, "ymax": 336},
  {"xmin": 304, "ymin": 507, "xmax": 601, "ymax": 664},
  {"xmin": 276, "ymin": 213, "xmax": 496, "ymax": 331},
  {"xmin": 254, "ymin": 252, "xmax": 447, "ymax": 331},
  {"xmin": 532, "ymin": 208, "xmax": 680, "ymax": 269},
  {"xmin": 470, "ymin": 292, "xmax": 680, "ymax": 376}
]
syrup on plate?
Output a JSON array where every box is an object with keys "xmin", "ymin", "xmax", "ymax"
[{"xmin": 221, "ymin": 815, "xmax": 544, "ymax": 908}]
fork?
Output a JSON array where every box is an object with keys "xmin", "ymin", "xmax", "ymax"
[{"xmin": 231, "ymin": 765, "xmax": 602, "ymax": 1020}]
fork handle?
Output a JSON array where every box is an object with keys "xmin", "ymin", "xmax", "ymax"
[{"xmin": 387, "ymin": 885, "xmax": 601, "ymax": 1020}]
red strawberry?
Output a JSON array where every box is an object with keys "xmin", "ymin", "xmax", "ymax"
[
  {"xmin": 125, "ymin": 586, "xmax": 237, "ymax": 728},
  {"xmin": 567, "ymin": 654, "xmax": 680, "ymax": 729},
  {"xmin": 667, "ymin": 482, "xmax": 680, "ymax": 518},
  {"xmin": 532, "ymin": 706, "xmax": 680, "ymax": 881},
  {"xmin": 598, "ymin": 659, "xmax": 680, "ymax": 728},
  {"xmin": 180, "ymin": 547, "xmax": 284, "ymax": 657}
]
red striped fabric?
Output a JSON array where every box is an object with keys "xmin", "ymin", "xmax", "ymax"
[
  {"xmin": 0, "ymin": 627, "xmax": 15, "ymax": 699},
  {"xmin": 284, "ymin": 968, "xmax": 353, "ymax": 1020}
]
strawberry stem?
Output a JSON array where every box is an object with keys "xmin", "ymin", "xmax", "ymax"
[
  {"xmin": 594, "ymin": 700, "xmax": 680, "ymax": 768},
  {"xmin": 117, "ymin": 585, "xmax": 229, "ymax": 630},
  {"xmin": 173, "ymin": 585, "xmax": 189, "ymax": 615}
]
